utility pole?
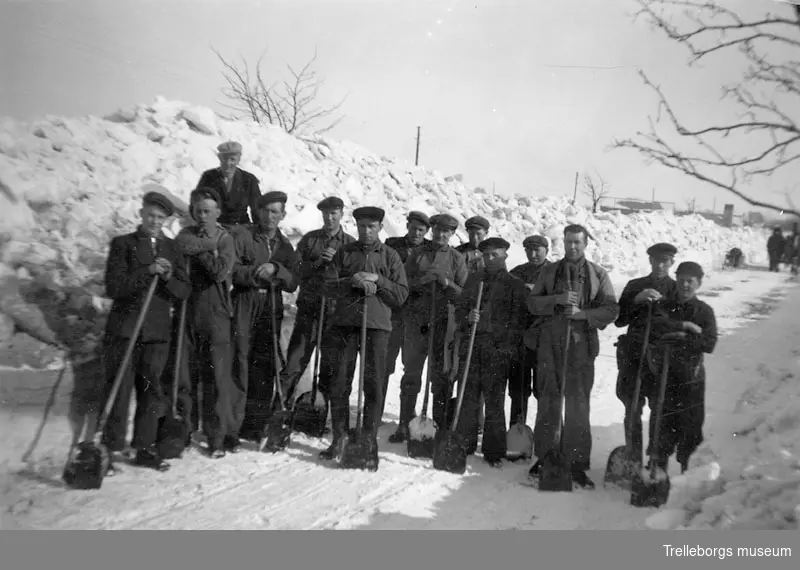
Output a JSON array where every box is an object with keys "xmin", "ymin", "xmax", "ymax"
[
  {"xmin": 712, "ymin": 197, "xmax": 717, "ymax": 212},
  {"xmin": 572, "ymin": 171, "xmax": 578, "ymax": 204},
  {"xmin": 414, "ymin": 126, "xmax": 421, "ymax": 166}
]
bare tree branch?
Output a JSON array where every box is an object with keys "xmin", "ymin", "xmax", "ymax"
[
  {"xmin": 212, "ymin": 46, "xmax": 347, "ymax": 136},
  {"xmin": 582, "ymin": 172, "xmax": 611, "ymax": 213},
  {"xmin": 684, "ymin": 196, "xmax": 697, "ymax": 213},
  {"xmin": 612, "ymin": 0, "xmax": 800, "ymax": 219}
]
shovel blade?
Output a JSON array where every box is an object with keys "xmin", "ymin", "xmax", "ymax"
[
  {"xmin": 260, "ymin": 410, "xmax": 292, "ymax": 453},
  {"xmin": 62, "ymin": 442, "xmax": 110, "ymax": 491},
  {"xmin": 506, "ymin": 423, "xmax": 534, "ymax": 461},
  {"xmin": 538, "ymin": 449, "xmax": 573, "ymax": 492},
  {"xmin": 630, "ymin": 467, "xmax": 671, "ymax": 508},
  {"xmin": 291, "ymin": 392, "xmax": 328, "ymax": 438},
  {"xmin": 340, "ymin": 429, "xmax": 378, "ymax": 471},
  {"xmin": 603, "ymin": 445, "xmax": 642, "ymax": 490},
  {"xmin": 432, "ymin": 430, "xmax": 468, "ymax": 474},
  {"xmin": 156, "ymin": 413, "xmax": 191, "ymax": 460},
  {"xmin": 407, "ymin": 436, "xmax": 435, "ymax": 459}
]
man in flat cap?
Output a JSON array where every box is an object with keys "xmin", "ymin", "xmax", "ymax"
[
  {"xmin": 508, "ymin": 235, "xmax": 552, "ymax": 425},
  {"xmin": 195, "ymin": 141, "xmax": 262, "ymax": 228},
  {"xmin": 382, "ymin": 210, "xmax": 432, "ymax": 419},
  {"xmin": 174, "ymin": 187, "xmax": 237, "ymax": 458},
  {"xmin": 100, "ymin": 190, "xmax": 191, "ymax": 474},
  {"xmin": 229, "ymin": 190, "xmax": 300, "ymax": 446},
  {"xmin": 388, "ymin": 213, "xmax": 468, "ymax": 443},
  {"xmin": 457, "ymin": 215, "xmax": 491, "ymax": 276},
  {"xmin": 319, "ymin": 206, "xmax": 408, "ymax": 469},
  {"xmin": 611, "ymin": 241, "xmax": 679, "ymax": 479},
  {"xmin": 647, "ymin": 261, "xmax": 717, "ymax": 474},
  {"xmin": 280, "ymin": 196, "xmax": 355, "ymax": 415},
  {"xmin": 452, "ymin": 237, "xmax": 529, "ymax": 467},
  {"xmin": 526, "ymin": 224, "xmax": 618, "ymax": 489}
]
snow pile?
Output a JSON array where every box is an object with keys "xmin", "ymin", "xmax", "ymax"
[{"xmin": 0, "ymin": 96, "xmax": 770, "ymax": 365}]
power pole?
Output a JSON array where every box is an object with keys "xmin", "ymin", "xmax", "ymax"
[
  {"xmin": 572, "ymin": 171, "xmax": 578, "ymax": 204},
  {"xmin": 414, "ymin": 126, "xmax": 421, "ymax": 166},
  {"xmin": 652, "ymin": 187, "xmax": 655, "ymax": 203}
]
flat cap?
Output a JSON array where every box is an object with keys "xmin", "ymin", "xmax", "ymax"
[
  {"xmin": 353, "ymin": 206, "xmax": 385, "ymax": 222},
  {"xmin": 407, "ymin": 211, "xmax": 431, "ymax": 227},
  {"xmin": 142, "ymin": 190, "xmax": 175, "ymax": 217},
  {"xmin": 190, "ymin": 186, "xmax": 221, "ymax": 205},
  {"xmin": 646, "ymin": 242, "xmax": 678, "ymax": 258},
  {"xmin": 258, "ymin": 191, "xmax": 288, "ymax": 209},
  {"xmin": 217, "ymin": 141, "xmax": 242, "ymax": 155},
  {"xmin": 676, "ymin": 261, "xmax": 704, "ymax": 279},
  {"xmin": 478, "ymin": 237, "xmax": 510, "ymax": 252},
  {"xmin": 317, "ymin": 196, "xmax": 344, "ymax": 211},
  {"xmin": 523, "ymin": 235, "xmax": 549, "ymax": 250},
  {"xmin": 465, "ymin": 215, "xmax": 490, "ymax": 231},
  {"xmin": 430, "ymin": 213, "xmax": 459, "ymax": 231}
]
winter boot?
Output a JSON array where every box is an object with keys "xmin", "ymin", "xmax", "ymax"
[
  {"xmin": 388, "ymin": 394, "xmax": 417, "ymax": 443},
  {"xmin": 134, "ymin": 445, "xmax": 170, "ymax": 472}
]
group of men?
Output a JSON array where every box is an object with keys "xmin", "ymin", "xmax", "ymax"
[{"xmin": 98, "ymin": 140, "xmax": 718, "ymax": 488}]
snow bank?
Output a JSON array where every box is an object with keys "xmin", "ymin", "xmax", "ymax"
[{"xmin": 0, "ymin": 96, "xmax": 769, "ymax": 363}]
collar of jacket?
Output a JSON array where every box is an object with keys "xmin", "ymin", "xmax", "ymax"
[
  {"xmin": 135, "ymin": 226, "xmax": 164, "ymax": 241},
  {"xmin": 195, "ymin": 223, "xmax": 225, "ymax": 239},
  {"xmin": 253, "ymin": 227, "xmax": 289, "ymax": 245},
  {"xmin": 483, "ymin": 267, "xmax": 509, "ymax": 281},
  {"xmin": 356, "ymin": 240, "xmax": 383, "ymax": 253},
  {"xmin": 320, "ymin": 226, "xmax": 344, "ymax": 241},
  {"xmin": 218, "ymin": 166, "xmax": 239, "ymax": 179},
  {"xmin": 424, "ymin": 241, "xmax": 450, "ymax": 253}
]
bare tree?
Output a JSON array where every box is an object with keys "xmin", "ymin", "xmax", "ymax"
[
  {"xmin": 613, "ymin": 0, "xmax": 800, "ymax": 218},
  {"xmin": 684, "ymin": 197, "xmax": 697, "ymax": 213},
  {"xmin": 213, "ymin": 47, "xmax": 346, "ymax": 136},
  {"xmin": 582, "ymin": 172, "xmax": 610, "ymax": 213}
]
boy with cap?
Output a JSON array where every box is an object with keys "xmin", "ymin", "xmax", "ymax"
[
  {"xmin": 318, "ymin": 206, "xmax": 408, "ymax": 468},
  {"xmin": 526, "ymin": 224, "xmax": 618, "ymax": 488},
  {"xmin": 280, "ymin": 196, "xmax": 355, "ymax": 405},
  {"xmin": 388, "ymin": 213, "xmax": 468, "ymax": 443},
  {"xmin": 382, "ymin": 210, "xmax": 432, "ymax": 418},
  {"xmin": 647, "ymin": 261, "xmax": 718, "ymax": 473},
  {"xmin": 101, "ymin": 190, "xmax": 191, "ymax": 473},
  {"xmin": 456, "ymin": 216, "xmax": 490, "ymax": 276},
  {"xmin": 175, "ymin": 187, "xmax": 237, "ymax": 458},
  {"xmin": 453, "ymin": 237, "xmax": 529, "ymax": 467},
  {"xmin": 229, "ymin": 190, "xmax": 300, "ymax": 445},
  {"xmin": 196, "ymin": 141, "xmax": 262, "ymax": 228},
  {"xmin": 509, "ymin": 235, "xmax": 552, "ymax": 422},
  {"xmin": 613, "ymin": 242, "xmax": 678, "ymax": 471}
]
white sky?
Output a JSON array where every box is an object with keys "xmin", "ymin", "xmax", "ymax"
[{"xmin": 1, "ymin": 0, "xmax": 798, "ymax": 216}]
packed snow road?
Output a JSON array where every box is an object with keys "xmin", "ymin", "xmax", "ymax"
[{"xmin": 0, "ymin": 268, "xmax": 795, "ymax": 530}]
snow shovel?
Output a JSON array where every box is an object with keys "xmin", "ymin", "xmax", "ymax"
[
  {"xmin": 259, "ymin": 286, "xmax": 292, "ymax": 453},
  {"xmin": 340, "ymin": 296, "xmax": 379, "ymax": 471},
  {"xmin": 407, "ymin": 282, "xmax": 438, "ymax": 459},
  {"xmin": 631, "ymin": 345, "xmax": 671, "ymax": 508},
  {"xmin": 604, "ymin": 302, "xmax": 653, "ymax": 489},
  {"xmin": 506, "ymin": 350, "xmax": 534, "ymax": 461},
  {"xmin": 63, "ymin": 276, "xmax": 159, "ymax": 490},
  {"xmin": 157, "ymin": 299, "xmax": 190, "ymax": 460},
  {"xmin": 291, "ymin": 296, "xmax": 329, "ymax": 438},
  {"xmin": 433, "ymin": 281, "xmax": 484, "ymax": 475}
]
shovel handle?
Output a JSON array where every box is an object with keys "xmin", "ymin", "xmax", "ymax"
[
  {"xmin": 94, "ymin": 276, "xmax": 159, "ymax": 442},
  {"xmin": 450, "ymin": 280, "xmax": 484, "ymax": 432},
  {"xmin": 356, "ymin": 296, "xmax": 368, "ymax": 432},
  {"xmin": 171, "ymin": 299, "xmax": 188, "ymax": 417},
  {"xmin": 271, "ymin": 286, "xmax": 286, "ymax": 411},
  {"xmin": 627, "ymin": 302, "xmax": 653, "ymax": 444},
  {"xmin": 649, "ymin": 346, "xmax": 671, "ymax": 479},
  {"xmin": 420, "ymin": 281, "xmax": 437, "ymax": 417},
  {"xmin": 309, "ymin": 296, "xmax": 327, "ymax": 402}
]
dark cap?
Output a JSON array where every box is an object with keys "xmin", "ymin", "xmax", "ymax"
[
  {"xmin": 523, "ymin": 235, "xmax": 548, "ymax": 250},
  {"xmin": 465, "ymin": 215, "xmax": 490, "ymax": 231},
  {"xmin": 353, "ymin": 206, "xmax": 385, "ymax": 222},
  {"xmin": 430, "ymin": 213, "xmax": 459, "ymax": 231},
  {"xmin": 676, "ymin": 261, "xmax": 704, "ymax": 280},
  {"xmin": 407, "ymin": 211, "xmax": 431, "ymax": 228},
  {"xmin": 190, "ymin": 186, "xmax": 221, "ymax": 205},
  {"xmin": 258, "ymin": 191, "xmax": 288, "ymax": 209},
  {"xmin": 217, "ymin": 141, "xmax": 242, "ymax": 155},
  {"xmin": 647, "ymin": 242, "xmax": 678, "ymax": 258},
  {"xmin": 478, "ymin": 237, "xmax": 510, "ymax": 252},
  {"xmin": 142, "ymin": 190, "xmax": 175, "ymax": 217},
  {"xmin": 317, "ymin": 196, "xmax": 344, "ymax": 211}
]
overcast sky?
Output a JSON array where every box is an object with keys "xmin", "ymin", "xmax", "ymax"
[{"xmin": 2, "ymin": 0, "xmax": 798, "ymax": 216}]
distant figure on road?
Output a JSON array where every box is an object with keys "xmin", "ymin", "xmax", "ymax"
[{"xmin": 767, "ymin": 227, "xmax": 784, "ymax": 272}]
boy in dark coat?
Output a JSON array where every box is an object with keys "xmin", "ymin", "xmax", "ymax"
[
  {"xmin": 174, "ymin": 187, "xmax": 237, "ymax": 458},
  {"xmin": 453, "ymin": 237, "xmax": 529, "ymax": 467},
  {"xmin": 318, "ymin": 206, "xmax": 409, "ymax": 467},
  {"xmin": 230, "ymin": 191, "xmax": 300, "ymax": 444},
  {"xmin": 101, "ymin": 190, "xmax": 191, "ymax": 473},
  {"xmin": 195, "ymin": 141, "xmax": 262, "ymax": 228},
  {"xmin": 648, "ymin": 261, "xmax": 718, "ymax": 473}
]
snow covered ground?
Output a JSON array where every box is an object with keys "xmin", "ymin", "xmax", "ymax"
[{"xmin": 1, "ymin": 267, "xmax": 796, "ymax": 530}]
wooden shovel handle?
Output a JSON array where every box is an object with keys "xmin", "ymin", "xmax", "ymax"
[{"xmin": 450, "ymin": 280, "xmax": 484, "ymax": 432}]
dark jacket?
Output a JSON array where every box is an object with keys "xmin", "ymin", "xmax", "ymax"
[
  {"xmin": 104, "ymin": 227, "xmax": 191, "ymax": 342},
  {"xmin": 455, "ymin": 269, "xmax": 528, "ymax": 353},
  {"xmin": 510, "ymin": 260, "xmax": 552, "ymax": 285},
  {"xmin": 196, "ymin": 167, "xmax": 261, "ymax": 226},
  {"xmin": 324, "ymin": 240, "xmax": 409, "ymax": 331},
  {"xmin": 615, "ymin": 274, "xmax": 677, "ymax": 344},
  {"xmin": 456, "ymin": 243, "xmax": 484, "ymax": 275},
  {"xmin": 649, "ymin": 296, "xmax": 718, "ymax": 380},
  {"xmin": 295, "ymin": 226, "xmax": 356, "ymax": 310},
  {"xmin": 385, "ymin": 236, "xmax": 431, "ymax": 320},
  {"xmin": 231, "ymin": 226, "xmax": 300, "ymax": 318},
  {"xmin": 404, "ymin": 242, "xmax": 468, "ymax": 319}
]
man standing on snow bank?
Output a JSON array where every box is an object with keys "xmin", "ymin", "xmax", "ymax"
[
  {"xmin": 280, "ymin": 196, "xmax": 355, "ymax": 406},
  {"xmin": 613, "ymin": 242, "xmax": 678, "ymax": 471},
  {"xmin": 318, "ymin": 207, "xmax": 408, "ymax": 469},
  {"xmin": 526, "ymin": 224, "xmax": 618, "ymax": 489},
  {"xmin": 196, "ymin": 141, "xmax": 262, "ymax": 228},
  {"xmin": 648, "ymin": 261, "xmax": 718, "ymax": 474}
]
